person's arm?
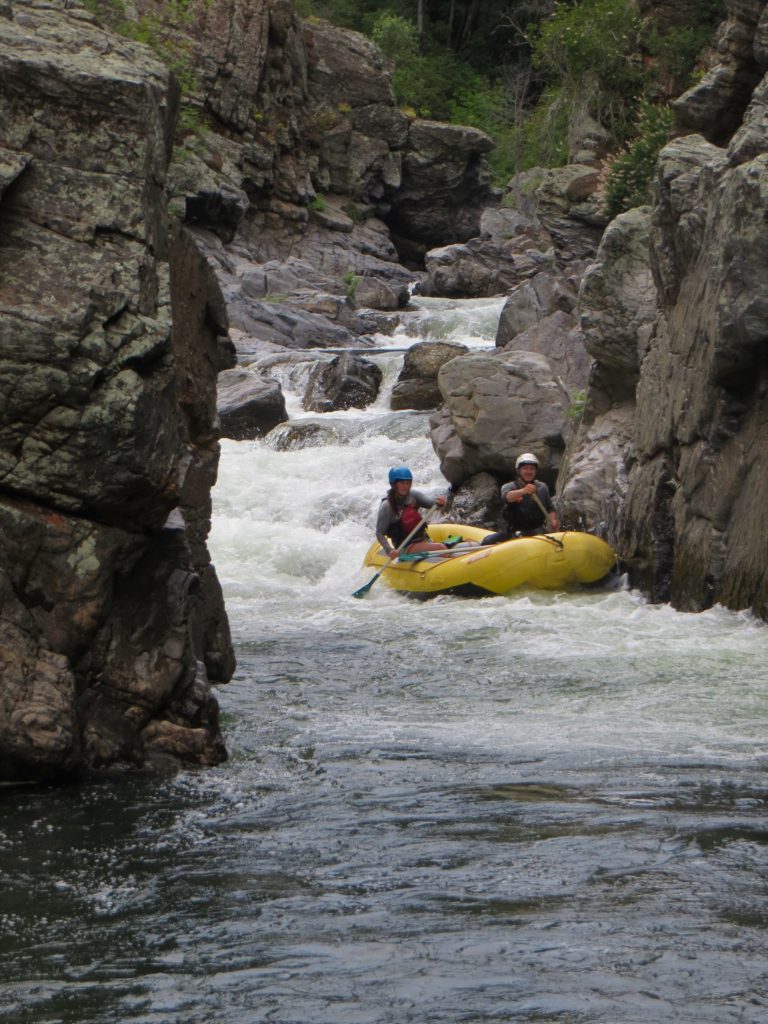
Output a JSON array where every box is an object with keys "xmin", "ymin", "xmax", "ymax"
[
  {"xmin": 411, "ymin": 488, "xmax": 447, "ymax": 509},
  {"xmin": 539, "ymin": 483, "xmax": 560, "ymax": 530},
  {"xmin": 501, "ymin": 482, "xmax": 536, "ymax": 504},
  {"xmin": 375, "ymin": 501, "xmax": 394, "ymax": 555}
]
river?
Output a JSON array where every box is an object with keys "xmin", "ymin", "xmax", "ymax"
[{"xmin": 1, "ymin": 297, "xmax": 767, "ymax": 1024}]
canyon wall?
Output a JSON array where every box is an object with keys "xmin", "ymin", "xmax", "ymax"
[{"xmin": 0, "ymin": 0, "xmax": 235, "ymax": 780}]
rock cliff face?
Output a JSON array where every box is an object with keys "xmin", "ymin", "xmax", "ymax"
[
  {"xmin": 160, "ymin": 0, "xmax": 493, "ymax": 312},
  {"xmin": 0, "ymin": 1, "xmax": 235, "ymax": 780},
  {"xmin": 561, "ymin": 0, "xmax": 768, "ymax": 618}
]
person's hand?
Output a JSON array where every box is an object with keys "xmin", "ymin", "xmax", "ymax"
[
  {"xmin": 436, "ymin": 494, "xmax": 447, "ymax": 507},
  {"xmin": 523, "ymin": 483, "xmax": 537, "ymax": 495},
  {"xmin": 388, "ymin": 549, "xmax": 399, "ymax": 560}
]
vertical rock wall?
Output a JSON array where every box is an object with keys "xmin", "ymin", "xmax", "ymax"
[
  {"xmin": 562, "ymin": 0, "xmax": 768, "ymax": 618},
  {"xmin": 0, "ymin": 0, "xmax": 234, "ymax": 780}
]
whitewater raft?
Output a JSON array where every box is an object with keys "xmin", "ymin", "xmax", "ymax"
[{"xmin": 362, "ymin": 523, "xmax": 617, "ymax": 597}]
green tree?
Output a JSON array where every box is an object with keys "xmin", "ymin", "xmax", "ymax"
[{"xmin": 531, "ymin": 0, "xmax": 643, "ymax": 142}]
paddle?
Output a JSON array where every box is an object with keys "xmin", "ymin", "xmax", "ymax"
[
  {"xmin": 352, "ymin": 508, "xmax": 435, "ymax": 598},
  {"xmin": 530, "ymin": 490, "xmax": 564, "ymax": 547},
  {"xmin": 531, "ymin": 490, "xmax": 554, "ymax": 528}
]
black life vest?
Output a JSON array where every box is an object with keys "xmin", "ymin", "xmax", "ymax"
[{"xmin": 504, "ymin": 480, "xmax": 548, "ymax": 533}]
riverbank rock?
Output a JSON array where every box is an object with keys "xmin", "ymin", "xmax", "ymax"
[
  {"xmin": 390, "ymin": 341, "xmax": 468, "ymax": 411},
  {"xmin": 0, "ymin": 0, "xmax": 234, "ymax": 781},
  {"xmin": 152, "ymin": 2, "xmax": 493, "ymax": 356},
  {"xmin": 673, "ymin": 0, "xmax": 765, "ymax": 144},
  {"xmin": 387, "ymin": 120, "xmax": 495, "ymax": 259},
  {"xmin": 623, "ymin": 122, "xmax": 768, "ymax": 613},
  {"xmin": 423, "ymin": 236, "xmax": 554, "ymax": 298},
  {"xmin": 580, "ymin": 206, "xmax": 658, "ymax": 401},
  {"xmin": 557, "ymin": 0, "xmax": 768, "ymax": 619},
  {"xmin": 496, "ymin": 270, "xmax": 578, "ymax": 343},
  {"xmin": 217, "ymin": 368, "xmax": 288, "ymax": 439}
]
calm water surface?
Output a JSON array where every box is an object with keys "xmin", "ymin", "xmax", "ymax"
[{"xmin": 2, "ymin": 298, "xmax": 767, "ymax": 1023}]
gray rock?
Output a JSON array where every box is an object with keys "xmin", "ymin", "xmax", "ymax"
[
  {"xmin": 444, "ymin": 471, "xmax": 507, "ymax": 531},
  {"xmin": 727, "ymin": 72, "xmax": 768, "ymax": 164},
  {"xmin": 352, "ymin": 276, "xmax": 409, "ymax": 311},
  {"xmin": 556, "ymin": 405, "xmax": 634, "ymax": 534},
  {"xmin": 580, "ymin": 206, "xmax": 657, "ymax": 397},
  {"xmin": 496, "ymin": 271, "xmax": 579, "ymax": 345},
  {"xmin": 217, "ymin": 368, "xmax": 288, "ymax": 439},
  {"xmin": 424, "ymin": 236, "xmax": 554, "ymax": 298},
  {"xmin": 389, "ymin": 119, "xmax": 495, "ymax": 249},
  {"xmin": 391, "ymin": 341, "xmax": 468, "ymax": 411},
  {"xmin": 673, "ymin": 0, "xmax": 765, "ymax": 144},
  {"xmin": 501, "ymin": 310, "xmax": 592, "ymax": 398},
  {"xmin": 0, "ymin": 0, "xmax": 233, "ymax": 780},
  {"xmin": 303, "ymin": 351, "xmax": 383, "ymax": 412},
  {"xmin": 430, "ymin": 350, "xmax": 569, "ymax": 484},
  {"xmin": 561, "ymin": 6, "xmax": 768, "ymax": 618}
]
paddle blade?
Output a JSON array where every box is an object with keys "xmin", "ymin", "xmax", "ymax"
[{"xmin": 352, "ymin": 570, "xmax": 381, "ymax": 598}]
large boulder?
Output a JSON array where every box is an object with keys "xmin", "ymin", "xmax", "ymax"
[
  {"xmin": 504, "ymin": 165, "xmax": 608, "ymax": 265},
  {"xmin": 390, "ymin": 341, "xmax": 468, "ymax": 411},
  {"xmin": 387, "ymin": 120, "xmax": 495, "ymax": 256},
  {"xmin": 500, "ymin": 310, "xmax": 592, "ymax": 399},
  {"xmin": 303, "ymin": 351, "xmax": 383, "ymax": 412},
  {"xmin": 429, "ymin": 350, "xmax": 569, "ymax": 485},
  {"xmin": 0, "ymin": 0, "xmax": 234, "ymax": 780},
  {"xmin": 579, "ymin": 206, "xmax": 658, "ymax": 400},
  {"xmin": 217, "ymin": 368, "xmax": 288, "ymax": 438},
  {"xmin": 496, "ymin": 270, "xmax": 579, "ymax": 344},
  {"xmin": 423, "ymin": 236, "xmax": 554, "ymax": 298}
]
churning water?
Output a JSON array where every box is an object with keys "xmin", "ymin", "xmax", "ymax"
[{"xmin": 2, "ymin": 296, "xmax": 767, "ymax": 1024}]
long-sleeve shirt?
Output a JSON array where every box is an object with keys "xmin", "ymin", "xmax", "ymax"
[{"xmin": 375, "ymin": 489, "xmax": 437, "ymax": 554}]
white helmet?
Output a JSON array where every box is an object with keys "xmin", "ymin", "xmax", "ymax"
[{"xmin": 515, "ymin": 452, "xmax": 538, "ymax": 470}]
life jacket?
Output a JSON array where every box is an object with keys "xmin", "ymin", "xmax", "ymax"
[
  {"xmin": 388, "ymin": 500, "xmax": 427, "ymax": 547},
  {"xmin": 400, "ymin": 503, "xmax": 424, "ymax": 535},
  {"xmin": 504, "ymin": 479, "xmax": 548, "ymax": 533}
]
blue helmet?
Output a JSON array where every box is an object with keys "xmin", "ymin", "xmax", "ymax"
[{"xmin": 388, "ymin": 466, "xmax": 413, "ymax": 485}]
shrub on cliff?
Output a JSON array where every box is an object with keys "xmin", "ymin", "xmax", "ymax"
[
  {"xmin": 529, "ymin": 0, "xmax": 643, "ymax": 151},
  {"xmin": 603, "ymin": 101, "xmax": 674, "ymax": 216}
]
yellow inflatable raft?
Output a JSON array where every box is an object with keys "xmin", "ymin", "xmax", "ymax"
[{"xmin": 362, "ymin": 523, "xmax": 617, "ymax": 597}]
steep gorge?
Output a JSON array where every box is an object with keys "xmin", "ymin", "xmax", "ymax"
[{"xmin": 2, "ymin": 0, "xmax": 768, "ymax": 782}]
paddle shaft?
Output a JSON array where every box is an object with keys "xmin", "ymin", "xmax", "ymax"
[
  {"xmin": 531, "ymin": 489, "xmax": 555, "ymax": 529},
  {"xmin": 352, "ymin": 507, "xmax": 435, "ymax": 598}
]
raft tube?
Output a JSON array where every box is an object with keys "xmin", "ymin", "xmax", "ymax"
[{"xmin": 362, "ymin": 523, "xmax": 617, "ymax": 597}]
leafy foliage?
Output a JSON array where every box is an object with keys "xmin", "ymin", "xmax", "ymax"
[
  {"xmin": 83, "ymin": 0, "xmax": 723, "ymax": 199},
  {"xmin": 343, "ymin": 270, "xmax": 360, "ymax": 301},
  {"xmin": 372, "ymin": 12, "xmax": 493, "ymax": 122},
  {"xmin": 531, "ymin": 0, "xmax": 643, "ymax": 144},
  {"xmin": 604, "ymin": 101, "xmax": 674, "ymax": 216}
]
